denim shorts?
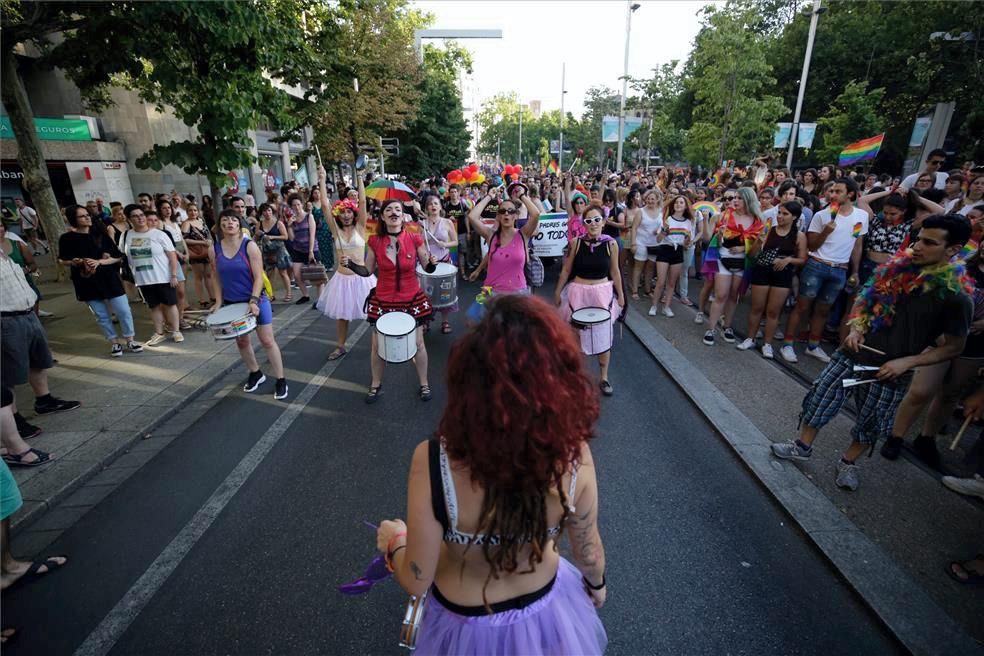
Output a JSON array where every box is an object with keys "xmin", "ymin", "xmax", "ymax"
[{"xmin": 799, "ymin": 258, "xmax": 847, "ymax": 305}]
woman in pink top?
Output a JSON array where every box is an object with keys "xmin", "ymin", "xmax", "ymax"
[{"xmin": 466, "ymin": 185, "xmax": 541, "ymax": 321}]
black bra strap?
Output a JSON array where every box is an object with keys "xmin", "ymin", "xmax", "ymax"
[{"xmin": 428, "ymin": 438, "xmax": 450, "ymax": 533}]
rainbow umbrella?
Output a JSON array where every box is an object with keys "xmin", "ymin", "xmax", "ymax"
[{"xmin": 365, "ymin": 179, "xmax": 417, "ymax": 202}]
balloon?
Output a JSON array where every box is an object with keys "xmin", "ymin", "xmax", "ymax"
[
  {"xmin": 515, "ymin": 164, "xmax": 523, "ymax": 172},
  {"xmin": 449, "ymin": 169, "xmax": 462, "ymax": 179},
  {"xmin": 577, "ymin": 149, "xmax": 584, "ymax": 157},
  {"xmin": 503, "ymin": 165, "xmax": 513, "ymax": 175},
  {"xmin": 474, "ymin": 173, "xmax": 485, "ymax": 184},
  {"xmin": 466, "ymin": 164, "xmax": 478, "ymax": 175}
]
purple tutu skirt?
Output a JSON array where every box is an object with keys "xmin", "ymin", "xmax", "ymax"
[
  {"xmin": 315, "ymin": 272, "xmax": 375, "ymax": 321},
  {"xmin": 414, "ymin": 558, "xmax": 607, "ymax": 656}
]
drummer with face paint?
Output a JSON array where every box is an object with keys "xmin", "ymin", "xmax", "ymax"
[
  {"xmin": 209, "ymin": 209, "xmax": 288, "ymax": 399},
  {"xmin": 343, "ymin": 199, "xmax": 438, "ymax": 403},
  {"xmin": 555, "ymin": 201, "xmax": 625, "ymax": 396}
]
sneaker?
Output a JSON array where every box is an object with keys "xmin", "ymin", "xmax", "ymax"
[
  {"xmin": 761, "ymin": 344, "xmax": 774, "ymax": 359},
  {"xmin": 722, "ymin": 327, "xmax": 736, "ymax": 343},
  {"xmin": 702, "ymin": 330, "xmax": 715, "ymax": 346},
  {"xmin": 805, "ymin": 345, "xmax": 831, "ymax": 363},
  {"xmin": 14, "ymin": 413, "xmax": 42, "ymax": 439},
  {"xmin": 600, "ymin": 380, "xmax": 614, "ymax": 396},
  {"xmin": 274, "ymin": 378, "xmax": 288, "ymax": 400},
  {"xmin": 111, "ymin": 343, "xmax": 123, "ymax": 358},
  {"xmin": 835, "ymin": 460, "xmax": 860, "ymax": 491},
  {"xmin": 880, "ymin": 436, "xmax": 903, "ymax": 461},
  {"xmin": 661, "ymin": 305, "xmax": 674, "ymax": 318},
  {"xmin": 243, "ymin": 370, "xmax": 266, "ymax": 393},
  {"xmin": 295, "ymin": 296, "xmax": 311, "ymax": 305},
  {"xmin": 171, "ymin": 331, "xmax": 185, "ymax": 343},
  {"xmin": 127, "ymin": 340, "xmax": 144, "ymax": 353},
  {"xmin": 694, "ymin": 312, "xmax": 705, "ymax": 325},
  {"xmin": 912, "ymin": 434, "xmax": 941, "ymax": 469},
  {"xmin": 771, "ymin": 440, "xmax": 812, "ymax": 461},
  {"xmin": 648, "ymin": 305, "xmax": 657, "ymax": 317},
  {"xmin": 34, "ymin": 396, "xmax": 81, "ymax": 415},
  {"xmin": 736, "ymin": 337, "xmax": 755, "ymax": 351},
  {"xmin": 146, "ymin": 332, "xmax": 167, "ymax": 347},
  {"xmin": 780, "ymin": 345, "xmax": 799, "ymax": 363},
  {"xmin": 755, "ymin": 328, "xmax": 764, "ymax": 339},
  {"xmin": 774, "ymin": 329, "xmax": 785, "ymax": 341},
  {"xmin": 941, "ymin": 473, "xmax": 984, "ymax": 501},
  {"xmin": 37, "ymin": 309, "xmax": 54, "ymax": 318}
]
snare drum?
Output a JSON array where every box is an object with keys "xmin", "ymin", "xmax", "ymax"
[
  {"xmin": 375, "ymin": 311, "xmax": 417, "ymax": 363},
  {"xmin": 205, "ymin": 303, "xmax": 257, "ymax": 340},
  {"xmin": 570, "ymin": 306, "xmax": 613, "ymax": 355},
  {"xmin": 416, "ymin": 263, "xmax": 458, "ymax": 308}
]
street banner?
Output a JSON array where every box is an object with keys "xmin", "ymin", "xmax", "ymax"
[
  {"xmin": 602, "ymin": 116, "xmax": 644, "ymax": 143},
  {"xmin": 774, "ymin": 123, "xmax": 792, "ymax": 149},
  {"xmin": 796, "ymin": 123, "xmax": 817, "ymax": 149},
  {"xmin": 0, "ymin": 117, "xmax": 92, "ymax": 141}
]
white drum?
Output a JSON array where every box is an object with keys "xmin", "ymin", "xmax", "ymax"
[
  {"xmin": 416, "ymin": 262, "xmax": 458, "ymax": 308},
  {"xmin": 570, "ymin": 307, "xmax": 613, "ymax": 356},
  {"xmin": 206, "ymin": 303, "xmax": 257, "ymax": 340},
  {"xmin": 375, "ymin": 311, "xmax": 418, "ymax": 363}
]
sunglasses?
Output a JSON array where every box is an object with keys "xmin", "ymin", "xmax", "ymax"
[
  {"xmin": 724, "ymin": 196, "xmax": 736, "ymax": 201},
  {"xmin": 583, "ymin": 216, "xmax": 604, "ymax": 225},
  {"xmin": 337, "ymin": 554, "xmax": 391, "ymax": 595},
  {"xmin": 929, "ymin": 160, "xmax": 945, "ymax": 166},
  {"xmin": 497, "ymin": 208, "xmax": 519, "ymax": 215},
  {"xmin": 573, "ymin": 199, "xmax": 586, "ymax": 205}
]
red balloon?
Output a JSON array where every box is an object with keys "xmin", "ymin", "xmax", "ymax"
[
  {"xmin": 466, "ymin": 164, "xmax": 478, "ymax": 175},
  {"xmin": 577, "ymin": 149, "xmax": 584, "ymax": 157},
  {"xmin": 516, "ymin": 164, "xmax": 523, "ymax": 172}
]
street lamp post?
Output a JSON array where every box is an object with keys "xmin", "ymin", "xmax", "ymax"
[
  {"xmin": 785, "ymin": 0, "xmax": 822, "ymax": 171},
  {"xmin": 518, "ymin": 101, "xmax": 523, "ymax": 164},
  {"xmin": 559, "ymin": 63, "xmax": 567, "ymax": 172},
  {"xmin": 616, "ymin": 2, "xmax": 641, "ymax": 172}
]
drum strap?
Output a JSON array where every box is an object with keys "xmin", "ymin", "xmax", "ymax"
[{"xmin": 427, "ymin": 439, "xmax": 451, "ymax": 533}]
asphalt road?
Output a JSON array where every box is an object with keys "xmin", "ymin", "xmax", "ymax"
[{"xmin": 2, "ymin": 276, "xmax": 901, "ymax": 656}]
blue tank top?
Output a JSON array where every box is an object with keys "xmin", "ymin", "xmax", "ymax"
[{"xmin": 215, "ymin": 239, "xmax": 256, "ymax": 302}]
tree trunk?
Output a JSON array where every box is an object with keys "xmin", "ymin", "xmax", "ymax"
[{"xmin": 1, "ymin": 48, "xmax": 66, "ymax": 272}]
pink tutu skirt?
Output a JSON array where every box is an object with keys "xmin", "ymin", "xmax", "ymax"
[
  {"xmin": 559, "ymin": 281, "xmax": 619, "ymax": 356},
  {"xmin": 316, "ymin": 272, "xmax": 376, "ymax": 321},
  {"xmin": 414, "ymin": 558, "xmax": 607, "ymax": 656}
]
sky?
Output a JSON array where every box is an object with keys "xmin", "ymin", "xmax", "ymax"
[{"xmin": 412, "ymin": 0, "xmax": 713, "ymax": 119}]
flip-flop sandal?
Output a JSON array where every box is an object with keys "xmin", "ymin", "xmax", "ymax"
[
  {"xmin": 631, "ymin": 293, "xmax": 640, "ymax": 301},
  {"xmin": 679, "ymin": 297, "xmax": 695, "ymax": 306},
  {"xmin": 284, "ymin": 295, "xmax": 293, "ymax": 303},
  {"xmin": 23, "ymin": 557, "xmax": 68, "ymax": 581},
  {"xmin": 365, "ymin": 385, "xmax": 383, "ymax": 404},
  {"xmin": 420, "ymin": 385, "xmax": 432, "ymax": 401},
  {"xmin": 327, "ymin": 348, "xmax": 346, "ymax": 361},
  {"xmin": 946, "ymin": 555, "xmax": 984, "ymax": 585},
  {"xmin": 441, "ymin": 322, "xmax": 452, "ymax": 334},
  {"xmin": 3, "ymin": 448, "xmax": 50, "ymax": 467}
]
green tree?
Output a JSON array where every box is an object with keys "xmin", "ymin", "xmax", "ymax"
[
  {"xmin": 578, "ymin": 86, "xmax": 621, "ymax": 166},
  {"xmin": 813, "ymin": 80, "xmax": 886, "ymax": 166},
  {"xmin": 390, "ymin": 42, "xmax": 472, "ymax": 180},
  {"xmin": 626, "ymin": 61, "xmax": 687, "ymax": 165},
  {"xmin": 683, "ymin": 2, "xmax": 787, "ymax": 166}
]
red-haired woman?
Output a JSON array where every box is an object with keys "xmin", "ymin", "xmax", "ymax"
[
  {"xmin": 344, "ymin": 197, "xmax": 437, "ymax": 403},
  {"xmin": 555, "ymin": 202, "xmax": 624, "ymax": 396},
  {"xmin": 374, "ymin": 295, "xmax": 607, "ymax": 655},
  {"xmin": 315, "ymin": 166, "xmax": 374, "ymax": 361}
]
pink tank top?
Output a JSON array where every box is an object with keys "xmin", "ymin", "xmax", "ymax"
[{"xmin": 485, "ymin": 231, "xmax": 527, "ymax": 293}]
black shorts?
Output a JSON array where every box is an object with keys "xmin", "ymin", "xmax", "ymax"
[
  {"xmin": 290, "ymin": 248, "xmax": 315, "ymax": 264},
  {"xmin": 140, "ymin": 282, "xmax": 178, "ymax": 308},
  {"xmin": 653, "ymin": 244, "xmax": 684, "ymax": 265},
  {"xmin": 750, "ymin": 265, "xmax": 795, "ymax": 289}
]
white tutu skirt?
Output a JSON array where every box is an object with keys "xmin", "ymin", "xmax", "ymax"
[{"xmin": 316, "ymin": 272, "xmax": 376, "ymax": 321}]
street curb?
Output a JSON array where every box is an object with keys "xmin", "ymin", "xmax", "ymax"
[
  {"xmin": 11, "ymin": 304, "xmax": 321, "ymax": 533},
  {"xmin": 622, "ymin": 306, "xmax": 980, "ymax": 656}
]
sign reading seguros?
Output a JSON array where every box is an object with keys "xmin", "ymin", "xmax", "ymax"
[{"xmin": 0, "ymin": 117, "xmax": 92, "ymax": 141}]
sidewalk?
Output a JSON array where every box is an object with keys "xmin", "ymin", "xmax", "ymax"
[
  {"xmin": 8, "ymin": 264, "xmax": 317, "ymax": 532},
  {"xmin": 623, "ymin": 278, "xmax": 984, "ymax": 648}
]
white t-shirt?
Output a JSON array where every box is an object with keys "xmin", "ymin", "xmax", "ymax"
[
  {"xmin": 762, "ymin": 206, "xmax": 779, "ymax": 229},
  {"xmin": 18, "ymin": 206, "xmax": 38, "ymax": 230},
  {"xmin": 124, "ymin": 229, "xmax": 175, "ymax": 286},
  {"xmin": 901, "ymin": 171, "xmax": 948, "ymax": 191},
  {"xmin": 808, "ymin": 206, "xmax": 868, "ymax": 264},
  {"xmin": 946, "ymin": 197, "xmax": 982, "ymax": 216},
  {"xmin": 173, "ymin": 208, "xmax": 188, "ymax": 223}
]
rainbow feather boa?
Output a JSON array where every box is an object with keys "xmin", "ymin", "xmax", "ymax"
[{"xmin": 847, "ymin": 255, "xmax": 973, "ymax": 334}]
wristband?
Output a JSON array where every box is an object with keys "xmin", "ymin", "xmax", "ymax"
[
  {"xmin": 249, "ymin": 295, "xmax": 260, "ymax": 303},
  {"xmin": 385, "ymin": 545, "xmax": 406, "ymax": 573},
  {"xmin": 582, "ymin": 573, "xmax": 606, "ymax": 590},
  {"xmin": 386, "ymin": 531, "xmax": 407, "ymax": 557}
]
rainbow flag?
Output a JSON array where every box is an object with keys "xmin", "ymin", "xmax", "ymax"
[
  {"xmin": 692, "ymin": 201, "xmax": 717, "ymax": 218},
  {"xmin": 547, "ymin": 159, "xmax": 559, "ymax": 175},
  {"xmin": 839, "ymin": 134, "xmax": 884, "ymax": 167}
]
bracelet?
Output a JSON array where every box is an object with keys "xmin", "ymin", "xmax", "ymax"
[
  {"xmin": 249, "ymin": 295, "xmax": 260, "ymax": 303},
  {"xmin": 582, "ymin": 573, "xmax": 606, "ymax": 590},
  {"xmin": 386, "ymin": 531, "xmax": 407, "ymax": 557},
  {"xmin": 384, "ymin": 544, "xmax": 406, "ymax": 573}
]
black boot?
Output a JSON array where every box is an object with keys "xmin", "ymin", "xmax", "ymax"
[
  {"xmin": 880, "ymin": 435, "xmax": 903, "ymax": 460},
  {"xmin": 912, "ymin": 434, "xmax": 941, "ymax": 469}
]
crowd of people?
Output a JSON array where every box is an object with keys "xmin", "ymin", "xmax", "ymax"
[{"xmin": 2, "ymin": 150, "xmax": 983, "ymax": 651}]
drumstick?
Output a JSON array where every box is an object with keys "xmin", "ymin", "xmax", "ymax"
[
  {"xmin": 949, "ymin": 415, "xmax": 973, "ymax": 451},
  {"xmin": 858, "ymin": 343, "xmax": 887, "ymax": 356},
  {"xmin": 567, "ymin": 157, "xmax": 580, "ymax": 173},
  {"xmin": 842, "ymin": 378, "xmax": 879, "ymax": 388},
  {"xmin": 315, "ymin": 144, "xmax": 323, "ymax": 168}
]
